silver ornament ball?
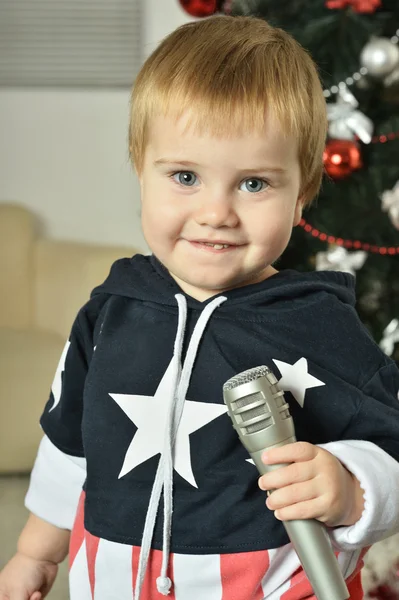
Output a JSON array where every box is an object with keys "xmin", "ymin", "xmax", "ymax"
[{"xmin": 360, "ymin": 38, "xmax": 399, "ymax": 77}]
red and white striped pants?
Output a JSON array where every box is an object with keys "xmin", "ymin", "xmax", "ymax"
[{"xmin": 69, "ymin": 493, "xmax": 366, "ymax": 599}]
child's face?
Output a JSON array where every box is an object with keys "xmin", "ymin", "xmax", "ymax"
[{"xmin": 139, "ymin": 110, "xmax": 303, "ymax": 301}]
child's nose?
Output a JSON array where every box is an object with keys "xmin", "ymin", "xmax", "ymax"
[{"xmin": 193, "ymin": 195, "xmax": 239, "ymax": 229}]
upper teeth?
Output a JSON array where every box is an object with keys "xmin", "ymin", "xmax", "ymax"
[{"xmin": 205, "ymin": 243, "xmax": 229, "ymax": 249}]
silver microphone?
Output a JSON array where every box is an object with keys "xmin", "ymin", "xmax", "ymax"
[{"xmin": 223, "ymin": 365, "xmax": 349, "ymax": 600}]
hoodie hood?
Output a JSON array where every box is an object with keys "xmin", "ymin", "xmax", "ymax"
[{"xmin": 91, "ymin": 253, "xmax": 356, "ymax": 309}]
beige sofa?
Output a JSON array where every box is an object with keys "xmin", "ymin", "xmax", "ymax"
[{"xmin": 0, "ymin": 204, "xmax": 137, "ymax": 473}]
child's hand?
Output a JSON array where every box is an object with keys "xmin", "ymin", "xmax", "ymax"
[
  {"xmin": 258, "ymin": 441, "xmax": 365, "ymax": 527},
  {"xmin": 0, "ymin": 551, "xmax": 58, "ymax": 600}
]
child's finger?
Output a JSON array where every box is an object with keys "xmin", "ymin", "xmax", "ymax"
[
  {"xmin": 262, "ymin": 441, "xmax": 317, "ymax": 465},
  {"xmin": 259, "ymin": 461, "xmax": 314, "ymax": 491},
  {"xmin": 272, "ymin": 497, "xmax": 325, "ymax": 522},
  {"xmin": 266, "ymin": 481, "xmax": 317, "ymax": 510},
  {"xmin": 30, "ymin": 592, "xmax": 42, "ymax": 600}
]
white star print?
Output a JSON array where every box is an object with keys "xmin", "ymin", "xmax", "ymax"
[
  {"xmin": 49, "ymin": 340, "xmax": 71, "ymax": 412},
  {"xmin": 110, "ymin": 359, "xmax": 227, "ymax": 487},
  {"xmin": 243, "ymin": 358, "xmax": 325, "ymax": 470},
  {"xmin": 273, "ymin": 357, "xmax": 325, "ymax": 408}
]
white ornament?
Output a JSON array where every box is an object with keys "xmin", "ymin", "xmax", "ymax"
[
  {"xmin": 360, "ymin": 37, "xmax": 399, "ymax": 78},
  {"xmin": 380, "ymin": 319, "xmax": 399, "ymax": 357},
  {"xmin": 381, "ymin": 181, "xmax": 399, "ymax": 230},
  {"xmin": 327, "ymin": 86, "xmax": 373, "ymax": 144},
  {"xmin": 316, "ymin": 246, "xmax": 367, "ymax": 276}
]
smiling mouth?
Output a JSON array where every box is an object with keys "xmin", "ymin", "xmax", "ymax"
[
  {"xmin": 188, "ymin": 240, "xmax": 240, "ymax": 252},
  {"xmin": 200, "ymin": 242, "xmax": 231, "ymax": 249}
]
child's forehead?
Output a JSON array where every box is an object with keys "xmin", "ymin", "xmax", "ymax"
[
  {"xmin": 147, "ymin": 107, "xmax": 292, "ymax": 143},
  {"xmin": 145, "ymin": 110, "xmax": 299, "ymax": 171}
]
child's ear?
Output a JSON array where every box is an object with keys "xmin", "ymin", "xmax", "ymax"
[{"xmin": 293, "ymin": 195, "xmax": 304, "ymax": 227}]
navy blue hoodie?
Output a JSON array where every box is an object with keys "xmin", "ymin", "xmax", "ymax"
[{"xmin": 40, "ymin": 254, "xmax": 399, "ymax": 555}]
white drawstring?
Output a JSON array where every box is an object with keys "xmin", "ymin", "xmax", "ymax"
[
  {"xmin": 171, "ymin": 296, "xmax": 227, "ymax": 443},
  {"xmin": 134, "ymin": 295, "xmax": 186, "ymax": 599},
  {"xmin": 156, "ymin": 295, "xmax": 188, "ymax": 594},
  {"xmin": 134, "ymin": 294, "xmax": 227, "ymax": 599}
]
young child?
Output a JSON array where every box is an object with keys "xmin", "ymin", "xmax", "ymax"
[{"xmin": 1, "ymin": 14, "xmax": 399, "ymax": 600}]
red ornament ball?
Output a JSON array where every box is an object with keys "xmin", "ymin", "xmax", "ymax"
[
  {"xmin": 323, "ymin": 139, "xmax": 363, "ymax": 179},
  {"xmin": 179, "ymin": 0, "xmax": 219, "ymax": 17}
]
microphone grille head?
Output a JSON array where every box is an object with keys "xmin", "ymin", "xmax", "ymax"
[
  {"xmin": 223, "ymin": 366, "xmax": 273, "ymax": 391},
  {"xmin": 223, "ymin": 366, "xmax": 295, "ymax": 444}
]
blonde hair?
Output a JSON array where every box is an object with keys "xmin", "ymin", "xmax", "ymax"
[{"xmin": 129, "ymin": 15, "xmax": 327, "ymax": 205}]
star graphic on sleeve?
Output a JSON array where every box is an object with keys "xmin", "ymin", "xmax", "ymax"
[
  {"xmin": 49, "ymin": 340, "xmax": 71, "ymax": 412},
  {"xmin": 109, "ymin": 360, "xmax": 227, "ymax": 488},
  {"xmin": 272, "ymin": 357, "xmax": 325, "ymax": 408}
]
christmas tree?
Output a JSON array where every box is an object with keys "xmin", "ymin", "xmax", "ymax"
[{"xmin": 229, "ymin": 0, "xmax": 399, "ymax": 363}]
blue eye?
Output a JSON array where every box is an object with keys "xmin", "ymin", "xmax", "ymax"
[
  {"xmin": 240, "ymin": 178, "xmax": 268, "ymax": 193},
  {"xmin": 173, "ymin": 171, "xmax": 199, "ymax": 187}
]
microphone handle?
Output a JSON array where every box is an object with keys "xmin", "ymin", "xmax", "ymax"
[{"xmin": 251, "ymin": 446, "xmax": 350, "ymax": 600}]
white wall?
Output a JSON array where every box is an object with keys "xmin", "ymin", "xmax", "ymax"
[
  {"xmin": 0, "ymin": 0, "xmax": 193, "ymax": 251},
  {"xmin": 143, "ymin": 0, "xmax": 193, "ymax": 57}
]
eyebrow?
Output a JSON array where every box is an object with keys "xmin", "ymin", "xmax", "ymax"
[{"xmin": 153, "ymin": 158, "xmax": 287, "ymax": 174}]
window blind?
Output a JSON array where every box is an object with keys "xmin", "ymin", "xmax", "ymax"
[{"xmin": 0, "ymin": 0, "xmax": 142, "ymax": 87}]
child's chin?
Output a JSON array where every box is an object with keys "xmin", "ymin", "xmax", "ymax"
[{"xmin": 189, "ymin": 275, "xmax": 241, "ymax": 294}]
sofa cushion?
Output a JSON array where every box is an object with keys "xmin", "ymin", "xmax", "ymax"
[
  {"xmin": 33, "ymin": 239, "xmax": 135, "ymax": 340},
  {"xmin": 0, "ymin": 327, "xmax": 65, "ymax": 473},
  {"xmin": 0, "ymin": 205, "xmax": 35, "ymax": 330}
]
